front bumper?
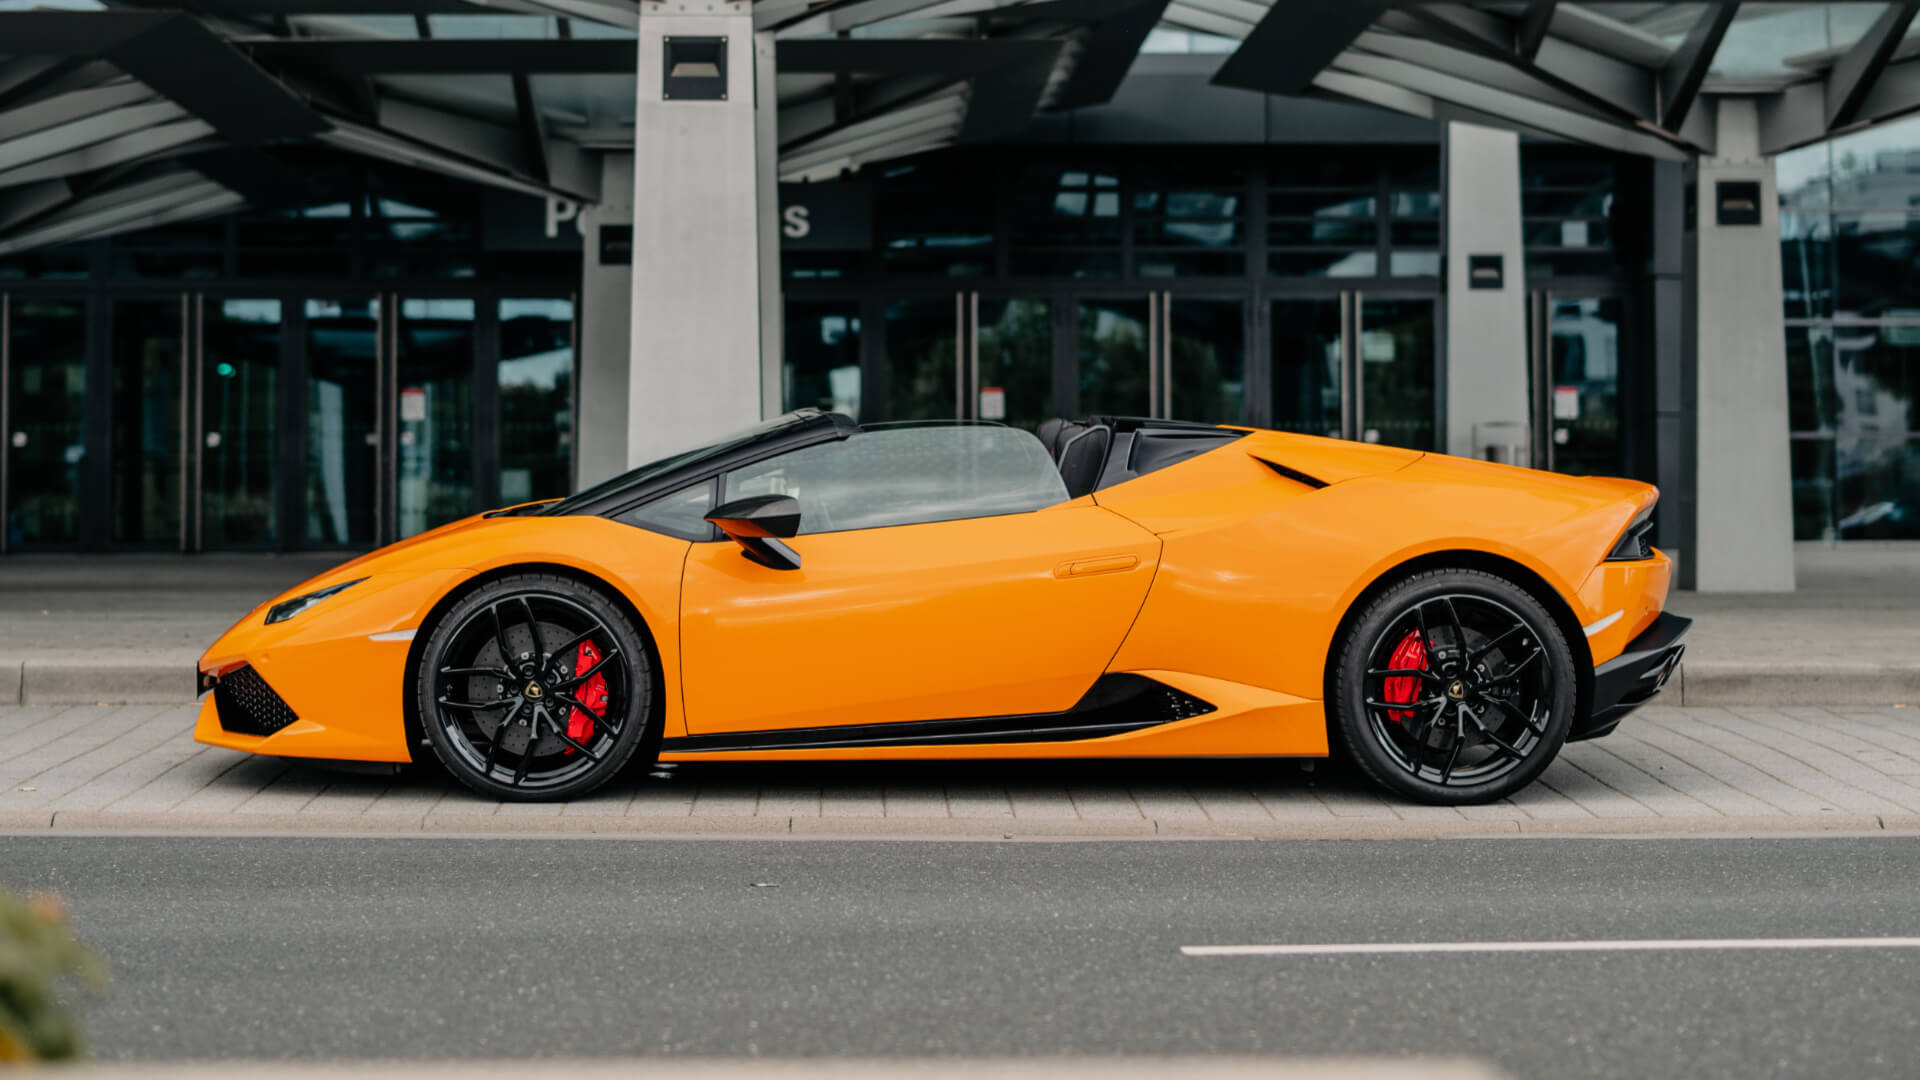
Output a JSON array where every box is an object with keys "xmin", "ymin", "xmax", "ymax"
[{"xmin": 1572, "ymin": 612, "xmax": 1690, "ymax": 742}]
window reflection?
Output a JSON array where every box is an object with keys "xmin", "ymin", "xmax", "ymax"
[
  {"xmin": 1779, "ymin": 112, "xmax": 1920, "ymax": 537},
  {"xmin": 499, "ymin": 298, "xmax": 574, "ymax": 506},
  {"xmin": 305, "ymin": 298, "xmax": 379, "ymax": 547}
]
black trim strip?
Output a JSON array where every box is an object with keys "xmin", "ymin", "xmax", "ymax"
[{"xmin": 663, "ymin": 674, "xmax": 1214, "ymax": 753}]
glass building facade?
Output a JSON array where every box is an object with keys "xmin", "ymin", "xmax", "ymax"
[
  {"xmin": 0, "ymin": 166, "xmax": 578, "ymax": 552},
  {"xmin": 1781, "ymin": 115, "xmax": 1920, "ymax": 540}
]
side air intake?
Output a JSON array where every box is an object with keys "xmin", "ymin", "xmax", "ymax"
[{"xmin": 213, "ymin": 665, "xmax": 300, "ymax": 737}]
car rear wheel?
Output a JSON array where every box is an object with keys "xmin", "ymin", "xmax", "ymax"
[
  {"xmin": 417, "ymin": 573, "xmax": 656, "ymax": 801},
  {"xmin": 1331, "ymin": 568, "xmax": 1576, "ymax": 805}
]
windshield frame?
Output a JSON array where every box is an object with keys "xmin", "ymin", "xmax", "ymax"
[{"xmin": 544, "ymin": 409, "xmax": 860, "ymax": 519}]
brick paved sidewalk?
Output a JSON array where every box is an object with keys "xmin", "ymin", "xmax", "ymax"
[{"xmin": 2, "ymin": 703, "xmax": 1918, "ymax": 838}]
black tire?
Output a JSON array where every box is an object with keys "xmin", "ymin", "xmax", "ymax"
[
  {"xmin": 1330, "ymin": 567, "xmax": 1576, "ymax": 805},
  {"xmin": 416, "ymin": 573, "xmax": 657, "ymax": 801}
]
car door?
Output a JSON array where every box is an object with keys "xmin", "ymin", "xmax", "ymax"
[{"xmin": 677, "ymin": 425, "xmax": 1160, "ymax": 736}]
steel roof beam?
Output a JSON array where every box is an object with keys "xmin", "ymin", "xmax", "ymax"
[
  {"xmin": 0, "ymin": 117, "xmax": 216, "ymax": 190},
  {"xmin": 242, "ymin": 38, "xmax": 636, "ymax": 73},
  {"xmin": 0, "ymin": 180, "xmax": 71, "ymax": 234},
  {"xmin": 1004, "ymin": 0, "xmax": 1173, "ymax": 110},
  {"xmin": 1825, "ymin": 0, "xmax": 1920, "ymax": 130},
  {"xmin": 1352, "ymin": 29, "xmax": 1630, "ymax": 127},
  {"xmin": 511, "ymin": 72, "xmax": 549, "ymax": 183},
  {"xmin": 1328, "ymin": 50, "xmax": 1689, "ymax": 160},
  {"xmin": 1658, "ymin": 1, "xmax": 1737, "ymax": 132},
  {"xmin": 1516, "ymin": 0, "xmax": 1556, "ymax": 61},
  {"xmin": 1388, "ymin": 5, "xmax": 1653, "ymax": 123},
  {"xmin": 957, "ymin": 41, "xmax": 1061, "ymax": 139},
  {"xmin": 0, "ymin": 170, "xmax": 242, "ymax": 256},
  {"xmin": 777, "ymin": 37, "xmax": 1063, "ymax": 75},
  {"xmin": 1212, "ymin": 0, "xmax": 1394, "ymax": 97}
]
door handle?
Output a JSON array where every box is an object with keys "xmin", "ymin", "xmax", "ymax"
[{"xmin": 1054, "ymin": 554, "xmax": 1139, "ymax": 579}]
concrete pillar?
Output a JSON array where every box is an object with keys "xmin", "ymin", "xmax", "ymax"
[
  {"xmin": 577, "ymin": 152, "xmax": 633, "ymax": 488},
  {"xmin": 1683, "ymin": 98, "xmax": 1795, "ymax": 592},
  {"xmin": 628, "ymin": 0, "xmax": 768, "ymax": 467},
  {"xmin": 1646, "ymin": 158, "xmax": 1691, "ymax": 583},
  {"xmin": 1441, "ymin": 121, "xmax": 1529, "ymax": 462}
]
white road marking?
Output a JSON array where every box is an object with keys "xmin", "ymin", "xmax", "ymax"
[
  {"xmin": 1181, "ymin": 937, "xmax": 1920, "ymax": 957},
  {"xmin": 1582, "ymin": 610, "xmax": 1623, "ymax": 637},
  {"xmin": 367, "ymin": 629, "xmax": 417, "ymax": 642}
]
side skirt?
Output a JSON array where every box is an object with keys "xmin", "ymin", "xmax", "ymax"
[{"xmin": 661, "ymin": 674, "xmax": 1215, "ymax": 753}]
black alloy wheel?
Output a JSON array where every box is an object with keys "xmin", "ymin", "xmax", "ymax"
[
  {"xmin": 1331, "ymin": 568, "xmax": 1576, "ymax": 805},
  {"xmin": 417, "ymin": 573, "xmax": 656, "ymax": 801}
]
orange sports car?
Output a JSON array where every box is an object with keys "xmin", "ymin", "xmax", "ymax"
[{"xmin": 195, "ymin": 410, "xmax": 1686, "ymax": 805}]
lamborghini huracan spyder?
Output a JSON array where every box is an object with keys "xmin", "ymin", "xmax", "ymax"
[{"xmin": 196, "ymin": 410, "xmax": 1686, "ymax": 805}]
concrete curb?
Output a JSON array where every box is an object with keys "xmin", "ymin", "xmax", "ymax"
[
  {"xmin": 1, "ymin": 808, "xmax": 1911, "ymax": 840},
  {"xmin": 10, "ymin": 659, "xmax": 1920, "ymax": 706},
  {"xmin": 19, "ymin": 658, "xmax": 197, "ymax": 705},
  {"xmin": 1677, "ymin": 661, "xmax": 1920, "ymax": 707},
  {"xmin": 9, "ymin": 1058, "xmax": 1508, "ymax": 1080}
]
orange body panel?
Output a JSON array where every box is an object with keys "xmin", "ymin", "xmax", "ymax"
[
  {"xmin": 1101, "ymin": 437, "xmax": 1661, "ymax": 701},
  {"xmin": 1575, "ymin": 550, "xmax": 1674, "ymax": 665},
  {"xmin": 679, "ymin": 503, "xmax": 1160, "ymax": 732},
  {"xmin": 194, "ymin": 425, "xmax": 1674, "ymax": 774}
]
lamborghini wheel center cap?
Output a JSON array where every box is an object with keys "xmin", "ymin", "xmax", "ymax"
[
  {"xmin": 524, "ymin": 682, "xmax": 545, "ymax": 700},
  {"xmin": 1446, "ymin": 679, "xmax": 1466, "ymax": 700}
]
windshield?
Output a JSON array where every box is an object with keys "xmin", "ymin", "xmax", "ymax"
[{"xmin": 543, "ymin": 411, "xmax": 830, "ymax": 516}]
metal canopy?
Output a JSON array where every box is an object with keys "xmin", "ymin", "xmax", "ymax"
[
  {"xmin": 10, "ymin": 0, "xmax": 1920, "ymax": 254},
  {"xmin": 0, "ymin": 0, "xmax": 1158, "ymax": 252},
  {"xmin": 1190, "ymin": 1, "xmax": 1920, "ymax": 160}
]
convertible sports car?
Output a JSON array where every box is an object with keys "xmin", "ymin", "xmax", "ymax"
[{"xmin": 195, "ymin": 410, "xmax": 1686, "ymax": 805}]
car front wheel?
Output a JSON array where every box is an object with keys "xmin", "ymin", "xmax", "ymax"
[{"xmin": 417, "ymin": 573, "xmax": 656, "ymax": 801}]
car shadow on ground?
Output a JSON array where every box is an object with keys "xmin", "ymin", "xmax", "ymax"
[{"xmin": 278, "ymin": 751, "xmax": 1383, "ymax": 810}]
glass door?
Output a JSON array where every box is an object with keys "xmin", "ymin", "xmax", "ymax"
[
  {"xmin": 498, "ymin": 297, "xmax": 576, "ymax": 506},
  {"xmin": 876, "ymin": 293, "xmax": 1055, "ymax": 427},
  {"xmin": 199, "ymin": 297, "xmax": 284, "ymax": 549},
  {"xmin": 395, "ymin": 298, "xmax": 474, "ymax": 538},
  {"xmin": 1268, "ymin": 292, "xmax": 1437, "ymax": 449},
  {"xmin": 1528, "ymin": 291, "xmax": 1626, "ymax": 476},
  {"xmin": 883, "ymin": 296, "xmax": 961, "ymax": 422},
  {"xmin": 1075, "ymin": 296, "xmax": 1152, "ymax": 419},
  {"xmin": 304, "ymin": 297, "xmax": 381, "ymax": 548},
  {"xmin": 3, "ymin": 296, "xmax": 88, "ymax": 550},
  {"xmin": 111, "ymin": 298, "xmax": 186, "ymax": 549},
  {"xmin": 1357, "ymin": 297, "xmax": 1437, "ymax": 451},
  {"xmin": 971, "ymin": 294, "xmax": 1053, "ymax": 429},
  {"xmin": 871, "ymin": 290, "xmax": 1244, "ymax": 428},
  {"xmin": 783, "ymin": 301, "xmax": 863, "ymax": 419},
  {"xmin": 1269, "ymin": 297, "xmax": 1345, "ymax": 438},
  {"xmin": 1165, "ymin": 296, "xmax": 1247, "ymax": 425}
]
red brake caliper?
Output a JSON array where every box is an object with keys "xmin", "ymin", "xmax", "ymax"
[
  {"xmin": 564, "ymin": 639, "xmax": 609, "ymax": 753},
  {"xmin": 1382, "ymin": 631, "xmax": 1428, "ymax": 724}
]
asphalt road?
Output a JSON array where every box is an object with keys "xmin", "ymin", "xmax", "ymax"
[{"xmin": 4, "ymin": 835, "xmax": 1917, "ymax": 1078}]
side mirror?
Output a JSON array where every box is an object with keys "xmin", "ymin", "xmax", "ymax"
[{"xmin": 705, "ymin": 494, "xmax": 803, "ymax": 571}]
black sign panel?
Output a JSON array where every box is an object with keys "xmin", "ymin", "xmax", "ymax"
[
  {"xmin": 1715, "ymin": 180, "xmax": 1762, "ymax": 227},
  {"xmin": 663, "ymin": 36, "xmax": 727, "ymax": 101},
  {"xmin": 1467, "ymin": 253, "xmax": 1504, "ymax": 290},
  {"xmin": 778, "ymin": 181, "xmax": 873, "ymax": 252},
  {"xmin": 598, "ymin": 224, "xmax": 632, "ymax": 265}
]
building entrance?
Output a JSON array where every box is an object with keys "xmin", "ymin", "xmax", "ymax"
[{"xmin": 0, "ymin": 289, "xmax": 574, "ymax": 553}]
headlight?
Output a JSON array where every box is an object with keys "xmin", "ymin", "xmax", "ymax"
[
  {"xmin": 1606, "ymin": 502, "xmax": 1656, "ymax": 561},
  {"xmin": 265, "ymin": 578, "xmax": 367, "ymax": 624}
]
